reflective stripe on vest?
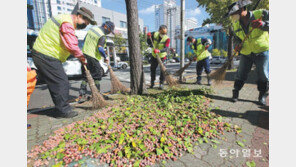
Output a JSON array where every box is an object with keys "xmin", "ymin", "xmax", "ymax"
[
  {"xmin": 233, "ymin": 9, "xmax": 269, "ymax": 55},
  {"xmin": 192, "ymin": 38, "xmax": 211, "ymax": 61},
  {"xmin": 82, "ymin": 27, "xmax": 106, "ymax": 61},
  {"xmin": 33, "ymin": 14, "xmax": 74, "ymax": 62},
  {"xmin": 152, "ymin": 31, "xmax": 168, "ymax": 58}
]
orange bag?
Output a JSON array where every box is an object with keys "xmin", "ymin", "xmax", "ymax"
[{"xmin": 27, "ymin": 69, "xmax": 37, "ymax": 107}]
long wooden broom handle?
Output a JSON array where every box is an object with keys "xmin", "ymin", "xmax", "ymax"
[{"xmin": 83, "ymin": 64, "xmax": 88, "ymax": 71}]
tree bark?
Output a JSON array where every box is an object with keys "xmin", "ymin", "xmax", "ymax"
[
  {"xmin": 227, "ymin": 27, "xmax": 234, "ymax": 70},
  {"xmin": 125, "ymin": 0, "xmax": 145, "ymax": 94}
]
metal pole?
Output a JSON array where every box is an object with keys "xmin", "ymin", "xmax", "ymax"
[{"xmin": 179, "ymin": 0, "xmax": 185, "ymax": 81}]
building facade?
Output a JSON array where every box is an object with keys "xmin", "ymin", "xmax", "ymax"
[
  {"xmin": 50, "ymin": 0, "xmax": 101, "ymax": 16},
  {"xmin": 185, "ymin": 18, "xmax": 198, "ymax": 30},
  {"xmin": 155, "ymin": 0, "xmax": 180, "ymax": 49},
  {"xmin": 27, "ymin": 0, "xmax": 35, "ymax": 30},
  {"xmin": 77, "ymin": 2, "xmax": 144, "ymax": 39},
  {"xmin": 27, "ymin": 0, "xmax": 144, "ymax": 39},
  {"xmin": 30, "ymin": 0, "xmax": 52, "ymax": 30}
]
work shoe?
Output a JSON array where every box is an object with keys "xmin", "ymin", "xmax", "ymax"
[
  {"xmin": 149, "ymin": 82, "xmax": 155, "ymax": 88},
  {"xmin": 258, "ymin": 92, "xmax": 268, "ymax": 106},
  {"xmin": 232, "ymin": 90, "xmax": 239, "ymax": 102},
  {"xmin": 57, "ymin": 111, "xmax": 78, "ymax": 118},
  {"xmin": 196, "ymin": 76, "xmax": 202, "ymax": 85},
  {"xmin": 195, "ymin": 80, "xmax": 202, "ymax": 85},
  {"xmin": 158, "ymin": 84, "xmax": 164, "ymax": 90}
]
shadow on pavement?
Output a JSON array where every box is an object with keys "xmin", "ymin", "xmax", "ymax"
[
  {"xmin": 205, "ymin": 94, "xmax": 259, "ymax": 104},
  {"xmin": 211, "ymin": 109, "xmax": 269, "ymax": 130},
  {"xmin": 28, "ymin": 107, "xmax": 60, "ymax": 118}
]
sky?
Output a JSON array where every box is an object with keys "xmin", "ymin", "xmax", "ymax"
[{"xmin": 101, "ymin": 0, "xmax": 210, "ymax": 32}]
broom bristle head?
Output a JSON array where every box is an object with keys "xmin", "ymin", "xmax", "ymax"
[
  {"xmin": 209, "ymin": 63, "xmax": 228, "ymax": 83},
  {"xmin": 109, "ymin": 66, "xmax": 130, "ymax": 94},
  {"xmin": 165, "ymin": 74, "xmax": 179, "ymax": 87},
  {"xmin": 91, "ymin": 91, "xmax": 108, "ymax": 109},
  {"xmin": 84, "ymin": 67, "xmax": 108, "ymax": 109}
]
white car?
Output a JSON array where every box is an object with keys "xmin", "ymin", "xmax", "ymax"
[
  {"xmin": 117, "ymin": 62, "xmax": 129, "ymax": 69},
  {"xmin": 27, "ymin": 56, "xmax": 109, "ymax": 78},
  {"xmin": 169, "ymin": 59, "xmax": 176, "ymax": 63}
]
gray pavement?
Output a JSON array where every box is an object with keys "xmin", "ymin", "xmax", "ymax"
[{"xmin": 28, "ymin": 62, "xmax": 224, "ymax": 111}]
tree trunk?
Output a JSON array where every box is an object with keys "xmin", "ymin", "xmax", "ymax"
[
  {"xmin": 227, "ymin": 27, "xmax": 234, "ymax": 70},
  {"xmin": 125, "ymin": 0, "xmax": 145, "ymax": 94}
]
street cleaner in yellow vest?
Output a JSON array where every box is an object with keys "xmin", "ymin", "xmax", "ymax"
[
  {"xmin": 147, "ymin": 25, "xmax": 170, "ymax": 90},
  {"xmin": 226, "ymin": 0, "xmax": 269, "ymax": 105},
  {"xmin": 32, "ymin": 7, "xmax": 96, "ymax": 118},
  {"xmin": 78, "ymin": 21, "xmax": 115, "ymax": 103},
  {"xmin": 187, "ymin": 36, "xmax": 212, "ymax": 86}
]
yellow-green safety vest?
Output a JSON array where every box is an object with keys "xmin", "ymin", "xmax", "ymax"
[
  {"xmin": 232, "ymin": 9, "xmax": 269, "ymax": 55},
  {"xmin": 82, "ymin": 27, "xmax": 107, "ymax": 61},
  {"xmin": 191, "ymin": 38, "xmax": 211, "ymax": 61},
  {"xmin": 152, "ymin": 31, "xmax": 169, "ymax": 58},
  {"xmin": 33, "ymin": 14, "xmax": 74, "ymax": 62}
]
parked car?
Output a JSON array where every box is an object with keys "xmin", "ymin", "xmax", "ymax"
[
  {"xmin": 210, "ymin": 56, "xmax": 226, "ymax": 64},
  {"xmin": 27, "ymin": 56, "xmax": 109, "ymax": 79},
  {"xmin": 233, "ymin": 59, "xmax": 240, "ymax": 66},
  {"xmin": 116, "ymin": 61, "xmax": 129, "ymax": 69},
  {"xmin": 169, "ymin": 59, "xmax": 176, "ymax": 63},
  {"xmin": 173, "ymin": 57, "xmax": 180, "ymax": 62}
]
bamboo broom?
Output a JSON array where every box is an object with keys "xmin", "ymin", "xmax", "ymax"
[
  {"xmin": 83, "ymin": 65, "xmax": 108, "ymax": 109},
  {"xmin": 148, "ymin": 36, "xmax": 178, "ymax": 87},
  {"xmin": 108, "ymin": 65, "xmax": 131, "ymax": 94},
  {"xmin": 210, "ymin": 26, "xmax": 256, "ymax": 83}
]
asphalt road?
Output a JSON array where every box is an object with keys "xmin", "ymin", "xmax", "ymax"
[{"xmin": 28, "ymin": 62, "xmax": 232, "ymax": 111}]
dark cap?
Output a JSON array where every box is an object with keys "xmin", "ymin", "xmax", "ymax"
[
  {"xmin": 103, "ymin": 21, "xmax": 115, "ymax": 34},
  {"xmin": 225, "ymin": 0, "xmax": 252, "ymax": 17},
  {"xmin": 77, "ymin": 7, "xmax": 97, "ymax": 25}
]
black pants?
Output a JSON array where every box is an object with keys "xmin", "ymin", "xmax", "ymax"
[
  {"xmin": 150, "ymin": 55, "xmax": 165, "ymax": 84},
  {"xmin": 32, "ymin": 50, "xmax": 72, "ymax": 114},
  {"xmin": 81, "ymin": 54, "xmax": 102, "ymax": 81}
]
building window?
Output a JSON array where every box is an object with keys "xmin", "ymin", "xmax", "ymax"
[
  {"xmin": 120, "ymin": 21, "xmax": 126, "ymax": 28},
  {"xmin": 67, "ymin": 8, "xmax": 72, "ymax": 12},
  {"xmin": 57, "ymin": 6, "xmax": 61, "ymax": 11},
  {"xmin": 66, "ymin": 3, "xmax": 74, "ymax": 6},
  {"xmin": 102, "ymin": 17, "xmax": 110, "ymax": 23},
  {"xmin": 57, "ymin": 0, "xmax": 61, "ymax": 4}
]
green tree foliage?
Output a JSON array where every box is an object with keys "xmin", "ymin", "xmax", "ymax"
[
  {"xmin": 221, "ymin": 50, "xmax": 228, "ymax": 58},
  {"xmin": 212, "ymin": 49, "xmax": 221, "ymax": 57},
  {"xmin": 113, "ymin": 33, "xmax": 127, "ymax": 53}
]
